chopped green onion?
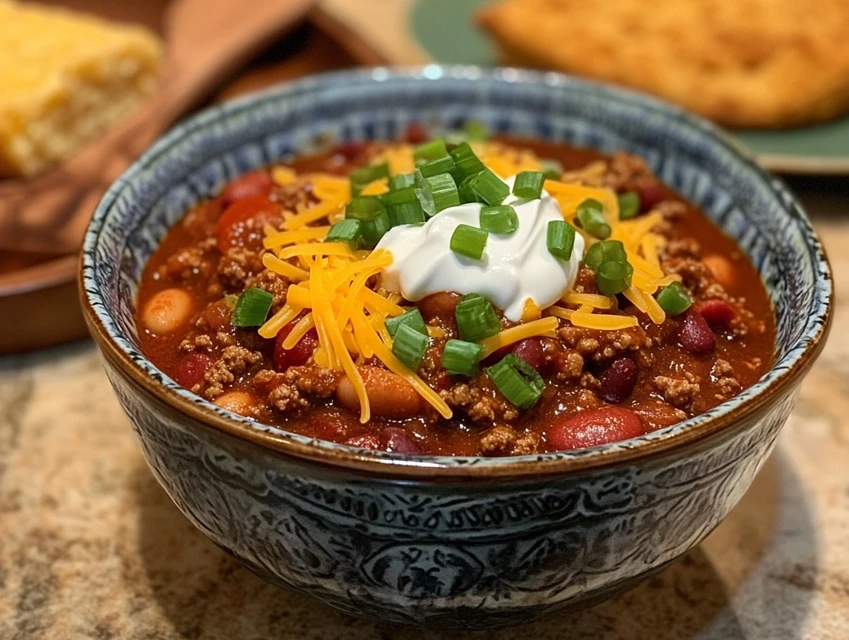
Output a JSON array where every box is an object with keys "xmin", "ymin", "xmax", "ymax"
[
  {"xmin": 540, "ymin": 159, "xmax": 563, "ymax": 181},
  {"xmin": 414, "ymin": 139, "xmax": 448, "ymax": 164},
  {"xmin": 455, "ymin": 294, "xmax": 501, "ymax": 342},
  {"xmin": 419, "ymin": 155, "xmax": 455, "ymax": 178},
  {"xmin": 449, "ymin": 142, "xmax": 486, "ymax": 181},
  {"xmin": 464, "ymin": 120, "xmax": 489, "ymax": 141},
  {"xmin": 427, "ymin": 173, "xmax": 461, "ymax": 213},
  {"xmin": 325, "ymin": 219, "xmax": 363, "ymax": 248},
  {"xmin": 618, "ymin": 192, "xmax": 641, "ymax": 220},
  {"xmin": 441, "ymin": 339, "xmax": 485, "ymax": 377},
  {"xmin": 479, "ymin": 205, "xmax": 519, "ymax": 234},
  {"xmin": 389, "ymin": 173, "xmax": 415, "ymax": 190},
  {"xmin": 345, "ymin": 196, "xmax": 390, "ymax": 248},
  {"xmin": 584, "ymin": 240, "xmax": 628, "ymax": 271},
  {"xmin": 596, "ymin": 260, "xmax": 633, "ymax": 296},
  {"xmin": 450, "ymin": 224, "xmax": 488, "ymax": 260},
  {"xmin": 387, "ymin": 201, "xmax": 425, "ymax": 226},
  {"xmin": 576, "ymin": 198, "xmax": 611, "ymax": 239},
  {"xmin": 385, "ymin": 308, "xmax": 428, "ymax": 338},
  {"xmin": 656, "ymin": 281, "xmax": 693, "ymax": 316},
  {"xmin": 381, "ymin": 186, "xmax": 417, "ymax": 207},
  {"xmin": 360, "ymin": 210, "xmax": 391, "ymax": 248},
  {"xmin": 414, "ymin": 168, "xmax": 435, "ymax": 217},
  {"xmin": 345, "ymin": 195, "xmax": 384, "ymax": 219},
  {"xmin": 512, "ymin": 171, "xmax": 545, "ymax": 199},
  {"xmin": 546, "ymin": 220, "xmax": 576, "ymax": 260},
  {"xmin": 350, "ymin": 162, "xmax": 389, "ymax": 195},
  {"xmin": 486, "ymin": 353, "xmax": 544, "ymax": 409},
  {"xmin": 391, "ymin": 323, "xmax": 428, "ymax": 371},
  {"xmin": 458, "ymin": 175, "xmax": 480, "ymax": 204},
  {"xmin": 230, "ymin": 287, "xmax": 273, "ymax": 327},
  {"xmin": 469, "ymin": 168, "xmax": 510, "ymax": 206}
]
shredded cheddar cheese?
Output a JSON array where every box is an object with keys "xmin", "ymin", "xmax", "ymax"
[{"xmin": 479, "ymin": 317, "xmax": 559, "ymax": 357}]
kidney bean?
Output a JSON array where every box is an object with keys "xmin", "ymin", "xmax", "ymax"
[
  {"xmin": 336, "ymin": 366, "xmax": 422, "ymax": 418},
  {"xmin": 334, "ymin": 141, "xmax": 368, "ymax": 161},
  {"xmin": 635, "ymin": 178, "xmax": 667, "ymax": 212},
  {"xmin": 599, "ymin": 357, "xmax": 638, "ymax": 403},
  {"xmin": 678, "ymin": 308, "xmax": 716, "ymax": 354},
  {"xmin": 510, "ymin": 338, "xmax": 545, "ymax": 373},
  {"xmin": 219, "ymin": 170, "xmax": 273, "ymax": 209},
  {"xmin": 547, "ymin": 406, "xmax": 644, "ymax": 451},
  {"xmin": 698, "ymin": 298, "xmax": 735, "ymax": 328},
  {"xmin": 405, "ymin": 122, "xmax": 428, "ymax": 144},
  {"xmin": 173, "ymin": 352, "xmax": 213, "ymax": 389},
  {"xmin": 379, "ymin": 427, "xmax": 421, "ymax": 454},
  {"xmin": 274, "ymin": 320, "xmax": 319, "ymax": 371},
  {"xmin": 344, "ymin": 434, "xmax": 381, "ymax": 450}
]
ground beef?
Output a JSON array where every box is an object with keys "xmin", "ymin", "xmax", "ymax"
[
  {"xmin": 558, "ymin": 325, "xmax": 652, "ymax": 365},
  {"xmin": 161, "ymin": 237, "xmax": 218, "ymax": 283},
  {"xmin": 217, "ymin": 247, "xmax": 264, "ymax": 291},
  {"xmin": 179, "ymin": 333, "xmax": 214, "ymax": 354},
  {"xmin": 653, "ymin": 373, "xmax": 701, "ymax": 411},
  {"xmin": 440, "ymin": 381, "xmax": 520, "ymax": 423},
  {"xmin": 543, "ymin": 338, "xmax": 585, "ymax": 380},
  {"xmin": 662, "ymin": 238, "xmax": 701, "ymax": 260},
  {"xmin": 202, "ymin": 346, "xmax": 263, "ymax": 400},
  {"xmin": 245, "ymin": 269, "xmax": 290, "ymax": 312},
  {"xmin": 257, "ymin": 366, "xmax": 341, "ymax": 413},
  {"xmin": 711, "ymin": 359, "xmax": 742, "ymax": 399},
  {"xmin": 598, "ymin": 152, "xmax": 652, "ymax": 192},
  {"xmin": 479, "ymin": 425, "xmax": 542, "ymax": 457}
]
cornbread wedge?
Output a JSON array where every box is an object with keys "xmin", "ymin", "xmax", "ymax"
[
  {"xmin": 0, "ymin": 1, "xmax": 162, "ymax": 177},
  {"xmin": 477, "ymin": 0, "xmax": 849, "ymax": 129}
]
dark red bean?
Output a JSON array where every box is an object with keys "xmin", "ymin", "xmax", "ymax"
[
  {"xmin": 635, "ymin": 178, "xmax": 666, "ymax": 213},
  {"xmin": 334, "ymin": 141, "xmax": 368, "ymax": 161},
  {"xmin": 599, "ymin": 357, "xmax": 638, "ymax": 403},
  {"xmin": 380, "ymin": 427, "xmax": 421, "ymax": 454},
  {"xmin": 219, "ymin": 170, "xmax": 273, "ymax": 209},
  {"xmin": 678, "ymin": 308, "xmax": 716, "ymax": 354},
  {"xmin": 405, "ymin": 122, "xmax": 428, "ymax": 144},
  {"xmin": 274, "ymin": 320, "xmax": 319, "ymax": 371},
  {"xmin": 547, "ymin": 406, "xmax": 644, "ymax": 451},
  {"xmin": 510, "ymin": 338, "xmax": 545, "ymax": 373},
  {"xmin": 344, "ymin": 434, "xmax": 381, "ymax": 450},
  {"xmin": 173, "ymin": 352, "xmax": 213, "ymax": 389},
  {"xmin": 698, "ymin": 298, "xmax": 735, "ymax": 328}
]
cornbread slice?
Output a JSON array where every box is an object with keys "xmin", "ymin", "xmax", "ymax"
[
  {"xmin": 0, "ymin": 1, "xmax": 162, "ymax": 177},
  {"xmin": 477, "ymin": 0, "xmax": 849, "ymax": 129}
]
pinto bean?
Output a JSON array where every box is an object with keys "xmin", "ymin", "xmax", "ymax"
[
  {"xmin": 219, "ymin": 170, "xmax": 273, "ymax": 209},
  {"xmin": 213, "ymin": 390, "xmax": 256, "ymax": 416},
  {"xmin": 698, "ymin": 298, "xmax": 735, "ymax": 328},
  {"xmin": 417, "ymin": 292, "xmax": 462, "ymax": 322},
  {"xmin": 599, "ymin": 357, "xmax": 638, "ymax": 403},
  {"xmin": 702, "ymin": 254, "xmax": 735, "ymax": 289},
  {"xmin": 379, "ymin": 427, "xmax": 421, "ymax": 454},
  {"xmin": 547, "ymin": 406, "xmax": 643, "ymax": 451},
  {"xmin": 336, "ymin": 365, "xmax": 422, "ymax": 419},
  {"xmin": 678, "ymin": 308, "xmax": 716, "ymax": 354},
  {"xmin": 142, "ymin": 288, "xmax": 193, "ymax": 334}
]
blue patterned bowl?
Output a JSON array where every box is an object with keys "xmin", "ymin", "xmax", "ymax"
[{"xmin": 80, "ymin": 67, "xmax": 832, "ymax": 629}]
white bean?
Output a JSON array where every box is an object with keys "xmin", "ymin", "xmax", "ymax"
[
  {"xmin": 337, "ymin": 365, "xmax": 421, "ymax": 418},
  {"xmin": 213, "ymin": 391, "xmax": 256, "ymax": 416},
  {"xmin": 142, "ymin": 288, "xmax": 192, "ymax": 334}
]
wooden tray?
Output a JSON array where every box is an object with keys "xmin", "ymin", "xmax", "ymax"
[{"xmin": 0, "ymin": 4, "xmax": 385, "ymax": 354}]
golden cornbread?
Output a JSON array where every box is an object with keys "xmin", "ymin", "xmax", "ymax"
[
  {"xmin": 477, "ymin": 0, "xmax": 849, "ymax": 129},
  {"xmin": 0, "ymin": 1, "xmax": 162, "ymax": 177}
]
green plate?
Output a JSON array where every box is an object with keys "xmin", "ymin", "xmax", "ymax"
[{"xmin": 412, "ymin": 0, "xmax": 849, "ymax": 175}]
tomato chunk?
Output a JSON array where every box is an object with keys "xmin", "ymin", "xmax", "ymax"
[
  {"xmin": 219, "ymin": 170, "xmax": 273, "ymax": 209},
  {"xmin": 274, "ymin": 320, "xmax": 319, "ymax": 371},
  {"xmin": 216, "ymin": 194, "xmax": 282, "ymax": 253},
  {"xmin": 173, "ymin": 352, "xmax": 213, "ymax": 389}
]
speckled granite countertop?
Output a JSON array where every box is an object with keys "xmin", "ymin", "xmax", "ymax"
[{"xmin": 1, "ymin": 178, "xmax": 848, "ymax": 639}]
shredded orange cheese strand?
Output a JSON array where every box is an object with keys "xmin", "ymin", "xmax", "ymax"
[
  {"xmin": 479, "ymin": 317, "xmax": 559, "ymax": 358},
  {"xmin": 261, "ymin": 253, "xmax": 309, "ymax": 282},
  {"xmin": 282, "ymin": 313, "xmax": 315, "ymax": 349}
]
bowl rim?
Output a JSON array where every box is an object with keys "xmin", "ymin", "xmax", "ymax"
[{"xmin": 80, "ymin": 65, "xmax": 834, "ymax": 479}]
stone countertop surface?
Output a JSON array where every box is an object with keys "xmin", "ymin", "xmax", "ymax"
[{"xmin": 1, "ymin": 175, "xmax": 848, "ymax": 639}]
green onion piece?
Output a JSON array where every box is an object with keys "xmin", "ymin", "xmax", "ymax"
[
  {"xmin": 464, "ymin": 120, "xmax": 489, "ymax": 141},
  {"xmin": 656, "ymin": 281, "xmax": 693, "ymax": 316},
  {"xmin": 576, "ymin": 198, "xmax": 611, "ymax": 239},
  {"xmin": 469, "ymin": 168, "xmax": 510, "ymax": 206},
  {"xmin": 350, "ymin": 162, "xmax": 390, "ymax": 195},
  {"xmin": 485, "ymin": 353, "xmax": 544, "ymax": 409},
  {"xmin": 479, "ymin": 205, "xmax": 519, "ymax": 234},
  {"xmin": 441, "ymin": 339, "xmax": 485, "ymax": 377},
  {"xmin": 618, "ymin": 192, "xmax": 641, "ymax": 220},
  {"xmin": 388, "ymin": 173, "xmax": 415, "ymax": 191},
  {"xmin": 391, "ymin": 323, "xmax": 429, "ymax": 371},
  {"xmin": 540, "ymin": 159, "xmax": 563, "ymax": 181},
  {"xmin": 458, "ymin": 175, "xmax": 480, "ymax": 204},
  {"xmin": 546, "ymin": 220, "xmax": 576, "ymax": 260},
  {"xmin": 381, "ymin": 186, "xmax": 417, "ymax": 207},
  {"xmin": 385, "ymin": 308, "xmax": 428, "ymax": 338},
  {"xmin": 596, "ymin": 260, "xmax": 633, "ymax": 296},
  {"xmin": 414, "ymin": 139, "xmax": 448, "ymax": 164},
  {"xmin": 360, "ymin": 210, "xmax": 391, "ymax": 248},
  {"xmin": 450, "ymin": 224, "xmax": 488, "ymax": 260},
  {"xmin": 449, "ymin": 142, "xmax": 486, "ymax": 181},
  {"xmin": 230, "ymin": 287, "xmax": 273, "ymax": 327},
  {"xmin": 414, "ymin": 168, "xmax": 435, "ymax": 217},
  {"xmin": 455, "ymin": 294, "xmax": 501, "ymax": 342},
  {"xmin": 325, "ymin": 219, "xmax": 363, "ymax": 248},
  {"xmin": 512, "ymin": 171, "xmax": 545, "ymax": 199},
  {"xmin": 387, "ymin": 201, "xmax": 425, "ymax": 226},
  {"xmin": 426, "ymin": 173, "xmax": 460, "ymax": 214},
  {"xmin": 345, "ymin": 195, "xmax": 384, "ymax": 219},
  {"xmin": 419, "ymin": 155, "xmax": 456, "ymax": 178},
  {"xmin": 584, "ymin": 240, "xmax": 628, "ymax": 271}
]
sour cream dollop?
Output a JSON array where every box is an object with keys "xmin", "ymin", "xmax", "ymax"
[{"xmin": 376, "ymin": 176, "xmax": 584, "ymax": 321}]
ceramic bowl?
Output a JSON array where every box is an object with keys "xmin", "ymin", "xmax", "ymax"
[{"xmin": 80, "ymin": 67, "xmax": 832, "ymax": 629}]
